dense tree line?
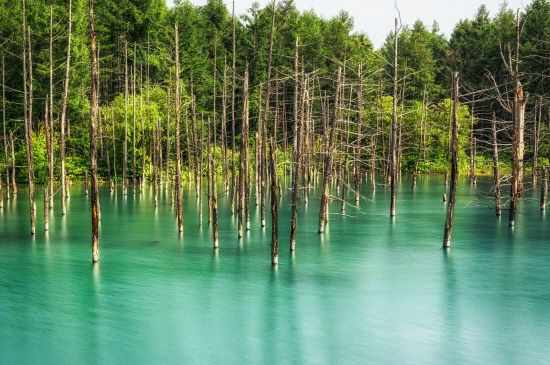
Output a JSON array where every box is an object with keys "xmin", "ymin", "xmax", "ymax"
[
  {"xmin": 0, "ymin": 0, "xmax": 548, "ymax": 182},
  {"xmin": 0, "ymin": 0, "xmax": 549, "ymax": 258}
]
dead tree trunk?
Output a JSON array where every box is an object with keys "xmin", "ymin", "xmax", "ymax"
[
  {"xmin": 2, "ymin": 54, "xmax": 9, "ymax": 197},
  {"xmin": 244, "ymin": 75, "xmax": 252, "ymax": 231},
  {"xmin": 390, "ymin": 18, "xmax": 399, "ymax": 217},
  {"xmin": 207, "ymin": 118, "xmax": 212, "ymax": 224},
  {"xmin": 238, "ymin": 66, "xmax": 250, "ymax": 238},
  {"xmin": 443, "ymin": 72, "xmax": 459, "ymax": 248},
  {"xmin": 10, "ymin": 131, "xmax": 16, "ymax": 193},
  {"xmin": 211, "ymin": 37, "xmax": 218, "ymax": 199},
  {"xmin": 132, "ymin": 43, "xmax": 137, "ymax": 187},
  {"xmin": 60, "ymin": 0, "xmax": 72, "ymax": 216},
  {"xmin": 211, "ymin": 127, "xmax": 219, "ymax": 249},
  {"xmin": 289, "ymin": 73, "xmax": 304, "ymax": 250},
  {"xmin": 354, "ymin": 64, "xmax": 363, "ymax": 202},
  {"xmin": 469, "ymin": 100, "xmax": 476, "ymax": 185},
  {"xmin": 105, "ymin": 114, "xmax": 112, "ymax": 192},
  {"xmin": 269, "ymin": 138, "xmax": 279, "ymax": 265},
  {"xmin": 22, "ymin": 1, "xmax": 36, "ymax": 235},
  {"xmin": 318, "ymin": 67, "xmax": 341, "ymax": 233},
  {"xmin": 444, "ymin": 102, "xmax": 451, "ymax": 186},
  {"xmin": 532, "ymin": 98, "xmax": 541, "ymax": 187},
  {"xmin": 230, "ymin": 1, "xmax": 237, "ymax": 213},
  {"xmin": 540, "ymin": 166, "xmax": 547, "ymax": 211},
  {"xmin": 111, "ymin": 109, "xmax": 117, "ymax": 189},
  {"xmin": 255, "ymin": 90, "xmax": 262, "ymax": 207},
  {"xmin": 166, "ymin": 85, "xmax": 172, "ymax": 189},
  {"xmin": 492, "ymin": 113, "xmax": 502, "ymax": 216},
  {"xmin": 43, "ymin": 187, "xmax": 48, "ymax": 230},
  {"xmin": 88, "ymin": 0, "xmax": 100, "ymax": 262},
  {"xmin": 509, "ymin": 11, "xmax": 526, "ymax": 226},
  {"xmin": 197, "ymin": 118, "xmax": 203, "ymax": 225},
  {"xmin": 153, "ymin": 118, "xmax": 159, "ymax": 207},
  {"xmin": 258, "ymin": 0, "xmax": 277, "ymax": 229},
  {"xmin": 140, "ymin": 60, "xmax": 146, "ymax": 188},
  {"xmin": 174, "ymin": 23, "xmax": 183, "ymax": 233},
  {"xmin": 123, "ymin": 41, "xmax": 128, "ymax": 194},
  {"xmin": 221, "ymin": 58, "xmax": 228, "ymax": 193},
  {"xmin": 48, "ymin": 8, "xmax": 55, "ymax": 207},
  {"xmin": 190, "ymin": 81, "xmax": 200, "ymax": 197}
]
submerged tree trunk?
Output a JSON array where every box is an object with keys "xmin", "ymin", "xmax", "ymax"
[
  {"xmin": 88, "ymin": 0, "xmax": 100, "ymax": 263},
  {"xmin": 166, "ymin": 99, "xmax": 172, "ymax": 190},
  {"xmin": 122, "ymin": 41, "xmax": 128, "ymax": 195},
  {"xmin": 469, "ymin": 100, "xmax": 476, "ymax": 185},
  {"xmin": 60, "ymin": 0, "xmax": 72, "ymax": 216},
  {"xmin": 508, "ymin": 12, "xmax": 526, "ymax": 227},
  {"xmin": 140, "ymin": 59, "xmax": 146, "ymax": 188},
  {"xmin": 390, "ymin": 18, "xmax": 399, "ymax": 217},
  {"xmin": 197, "ymin": 117, "xmax": 203, "ymax": 225},
  {"xmin": 153, "ymin": 118, "xmax": 159, "ymax": 207},
  {"xmin": 48, "ymin": 9, "xmax": 55, "ymax": 208},
  {"xmin": 269, "ymin": 138, "xmax": 279, "ymax": 265},
  {"xmin": 174, "ymin": 23, "xmax": 183, "ymax": 233},
  {"xmin": 22, "ymin": 1, "xmax": 36, "ymax": 235},
  {"xmin": 111, "ymin": 109, "xmax": 117, "ymax": 189},
  {"xmin": 211, "ymin": 139, "xmax": 219, "ymax": 249},
  {"xmin": 541, "ymin": 166, "xmax": 547, "ymax": 211},
  {"xmin": 207, "ymin": 119, "xmax": 212, "ymax": 224},
  {"xmin": 2, "ymin": 54, "xmax": 9, "ymax": 198},
  {"xmin": 354, "ymin": 64, "xmax": 363, "ymax": 203},
  {"xmin": 259, "ymin": 1, "xmax": 277, "ymax": 229},
  {"xmin": 221, "ymin": 58, "xmax": 228, "ymax": 193},
  {"xmin": 10, "ymin": 131, "xmax": 16, "ymax": 193},
  {"xmin": 230, "ymin": 1, "xmax": 237, "ymax": 214},
  {"xmin": 105, "ymin": 114, "xmax": 112, "ymax": 192},
  {"xmin": 318, "ymin": 67, "xmax": 341, "ymax": 233},
  {"xmin": 238, "ymin": 66, "xmax": 250, "ymax": 238},
  {"xmin": 43, "ymin": 187, "xmax": 48, "ymax": 230},
  {"xmin": 132, "ymin": 43, "xmax": 137, "ymax": 187},
  {"xmin": 532, "ymin": 99, "xmax": 541, "ymax": 187},
  {"xmin": 492, "ymin": 113, "xmax": 501, "ymax": 216},
  {"xmin": 443, "ymin": 72, "xmax": 459, "ymax": 248},
  {"xmin": 190, "ymin": 82, "xmax": 199, "ymax": 197},
  {"xmin": 289, "ymin": 73, "xmax": 305, "ymax": 250}
]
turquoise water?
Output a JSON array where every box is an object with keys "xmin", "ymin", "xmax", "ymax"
[{"xmin": 1, "ymin": 176, "xmax": 549, "ymax": 364}]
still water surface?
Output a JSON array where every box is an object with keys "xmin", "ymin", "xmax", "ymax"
[{"xmin": 1, "ymin": 176, "xmax": 549, "ymax": 364}]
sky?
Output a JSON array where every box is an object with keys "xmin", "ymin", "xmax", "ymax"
[{"xmin": 167, "ymin": 0, "xmax": 529, "ymax": 47}]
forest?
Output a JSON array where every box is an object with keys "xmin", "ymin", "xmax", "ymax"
[{"xmin": 0, "ymin": 0, "xmax": 549, "ymax": 261}]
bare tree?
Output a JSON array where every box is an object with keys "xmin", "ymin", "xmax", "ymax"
[
  {"xmin": 492, "ymin": 113, "xmax": 502, "ymax": 216},
  {"xmin": 488, "ymin": 10, "xmax": 526, "ymax": 227},
  {"xmin": 174, "ymin": 22, "xmax": 183, "ymax": 233},
  {"xmin": 88, "ymin": 0, "xmax": 100, "ymax": 262},
  {"xmin": 269, "ymin": 138, "xmax": 279, "ymax": 265},
  {"xmin": 60, "ymin": 0, "xmax": 72, "ymax": 216},
  {"xmin": 390, "ymin": 18, "xmax": 399, "ymax": 217},
  {"xmin": 22, "ymin": 0, "xmax": 36, "ymax": 235},
  {"xmin": 318, "ymin": 67, "xmax": 341, "ymax": 233},
  {"xmin": 443, "ymin": 72, "xmax": 459, "ymax": 248}
]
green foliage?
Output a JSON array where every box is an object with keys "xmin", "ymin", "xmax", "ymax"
[{"xmin": 1, "ymin": 0, "xmax": 549, "ymax": 184}]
